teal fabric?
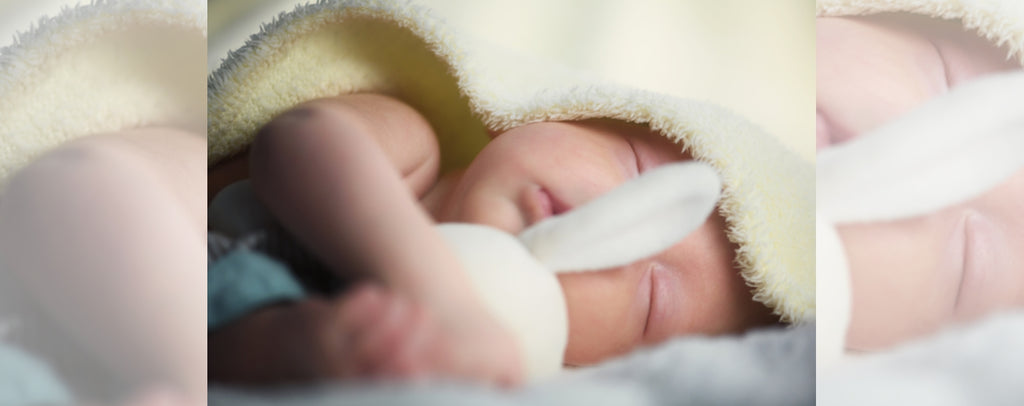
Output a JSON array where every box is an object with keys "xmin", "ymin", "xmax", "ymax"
[
  {"xmin": 0, "ymin": 343, "xmax": 72, "ymax": 405},
  {"xmin": 208, "ymin": 250, "xmax": 306, "ymax": 329}
]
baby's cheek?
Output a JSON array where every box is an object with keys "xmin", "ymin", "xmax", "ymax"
[
  {"xmin": 839, "ymin": 220, "xmax": 955, "ymax": 350},
  {"xmin": 557, "ymin": 269, "xmax": 646, "ymax": 366},
  {"xmin": 451, "ymin": 193, "xmax": 522, "ymax": 233}
]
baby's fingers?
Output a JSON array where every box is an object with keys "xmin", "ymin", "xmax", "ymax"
[
  {"xmin": 353, "ymin": 295, "xmax": 412, "ymax": 375},
  {"xmin": 332, "ymin": 284, "xmax": 388, "ymax": 326},
  {"xmin": 371, "ymin": 304, "xmax": 437, "ymax": 380}
]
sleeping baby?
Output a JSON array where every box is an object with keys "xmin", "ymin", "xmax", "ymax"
[
  {"xmin": 205, "ymin": 0, "xmax": 813, "ymax": 390},
  {"xmin": 207, "ymin": 94, "xmax": 781, "ymax": 386},
  {"xmin": 816, "ymin": 12, "xmax": 1023, "ymax": 351}
]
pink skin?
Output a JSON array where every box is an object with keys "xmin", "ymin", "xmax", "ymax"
[
  {"xmin": 238, "ymin": 95, "xmax": 523, "ymax": 387},
  {"xmin": 839, "ymin": 172, "xmax": 1024, "ymax": 350},
  {"xmin": 0, "ymin": 128, "xmax": 207, "ymax": 402},
  {"xmin": 211, "ymin": 284, "xmax": 467, "ymax": 384},
  {"xmin": 817, "ymin": 14, "xmax": 1018, "ymax": 150},
  {"xmin": 816, "ymin": 14, "xmax": 1023, "ymax": 350},
  {"xmin": 219, "ymin": 94, "xmax": 776, "ymax": 385}
]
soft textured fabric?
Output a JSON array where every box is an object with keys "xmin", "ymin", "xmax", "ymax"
[
  {"xmin": 818, "ymin": 311, "xmax": 1024, "ymax": 406},
  {"xmin": 208, "ymin": 228, "xmax": 345, "ymax": 294},
  {"xmin": 815, "ymin": 0, "xmax": 1024, "ymax": 368},
  {"xmin": 208, "ymin": 323, "xmax": 815, "ymax": 406},
  {"xmin": 209, "ymin": 0, "xmax": 815, "ymax": 160},
  {"xmin": 0, "ymin": 0, "xmax": 207, "ymax": 191},
  {"xmin": 207, "ymin": 0, "xmax": 815, "ymax": 324},
  {"xmin": 0, "ymin": 343, "xmax": 73, "ymax": 406},
  {"xmin": 208, "ymin": 249, "xmax": 306, "ymax": 330}
]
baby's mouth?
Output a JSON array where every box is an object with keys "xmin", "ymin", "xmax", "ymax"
[
  {"xmin": 520, "ymin": 185, "xmax": 571, "ymax": 226},
  {"xmin": 522, "ymin": 185, "xmax": 552, "ymax": 225}
]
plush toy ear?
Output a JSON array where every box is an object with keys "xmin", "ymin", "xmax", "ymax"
[
  {"xmin": 518, "ymin": 161, "xmax": 721, "ymax": 273},
  {"xmin": 818, "ymin": 72, "xmax": 1024, "ymax": 224}
]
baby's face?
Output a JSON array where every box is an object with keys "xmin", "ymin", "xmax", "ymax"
[
  {"xmin": 439, "ymin": 120, "xmax": 777, "ymax": 365},
  {"xmin": 817, "ymin": 14, "xmax": 1023, "ymax": 349}
]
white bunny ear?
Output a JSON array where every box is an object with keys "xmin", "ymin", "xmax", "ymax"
[
  {"xmin": 818, "ymin": 72, "xmax": 1024, "ymax": 224},
  {"xmin": 518, "ymin": 161, "xmax": 721, "ymax": 273}
]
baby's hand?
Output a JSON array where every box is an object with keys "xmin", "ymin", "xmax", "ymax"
[
  {"xmin": 210, "ymin": 284, "xmax": 522, "ymax": 387},
  {"xmin": 324, "ymin": 284, "xmax": 523, "ymax": 386}
]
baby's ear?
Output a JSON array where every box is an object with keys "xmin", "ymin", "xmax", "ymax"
[
  {"xmin": 518, "ymin": 162, "xmax": 721, "ymax": 272},
  {"xmin": 818, "ymin": 72, "xmax": 1024, "ymax": 223}
]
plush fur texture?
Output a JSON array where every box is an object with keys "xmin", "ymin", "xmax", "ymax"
[
  {"xmin": 0, "ymin": 0, "xmax": 207, "ymax": 190},
  {"xmin": 207, "ymin": 0, "xmax": 815, "ymax": 324}
]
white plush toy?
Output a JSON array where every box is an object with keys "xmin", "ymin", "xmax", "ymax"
[{"xmin": 210, "ymin": 160, "xmax": 722, "ymax": 380}]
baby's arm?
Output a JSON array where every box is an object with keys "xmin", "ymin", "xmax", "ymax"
[
  {"xmin": 246, "ymin": 94, "xmax": 521, "ymax": 385},
  {"xmin": 250, "ymin": 94, "xmax": 470, "ymax": 310},
  {"xmin": 1, "ymin": 128, "xmax": 207, "ymax": 400}
]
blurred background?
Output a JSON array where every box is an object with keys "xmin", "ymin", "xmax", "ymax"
[
  {"xmin": 0, "ymin": 0, "xmax": 66, "ymax": 41},
  {"xmin": 209, "ymin": 0, "xmax": 815, "ymax": 162}
]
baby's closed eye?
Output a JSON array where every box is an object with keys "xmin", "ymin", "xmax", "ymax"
[{"xmin": 626, "ymin": 132, "xmax": 691, "ymax": 172}]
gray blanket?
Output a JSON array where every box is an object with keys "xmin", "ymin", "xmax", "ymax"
[
  {"xmin": 819, "ymin": 311, "xmax": 1024, "ymax": 406},
  {"xmin": 209, "ymin": 324, "xmax": 815, "ymax": 406}
]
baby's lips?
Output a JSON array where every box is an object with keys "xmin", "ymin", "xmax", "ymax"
[
  {"xmin": 521, "ymin": 185, "xmax": 573, "ymax": 226},
  {"xmin": 548, "ymin": 190, "xmax": 573, "ymax": 216},
  {"xmin": 521, "ymin": 185, "xmax": 553, "ymax": 225}
]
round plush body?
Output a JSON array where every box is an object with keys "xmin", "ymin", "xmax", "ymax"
[{"xmin": 436, "ymin": 224, "xmax": 569, "ymax": 379}]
